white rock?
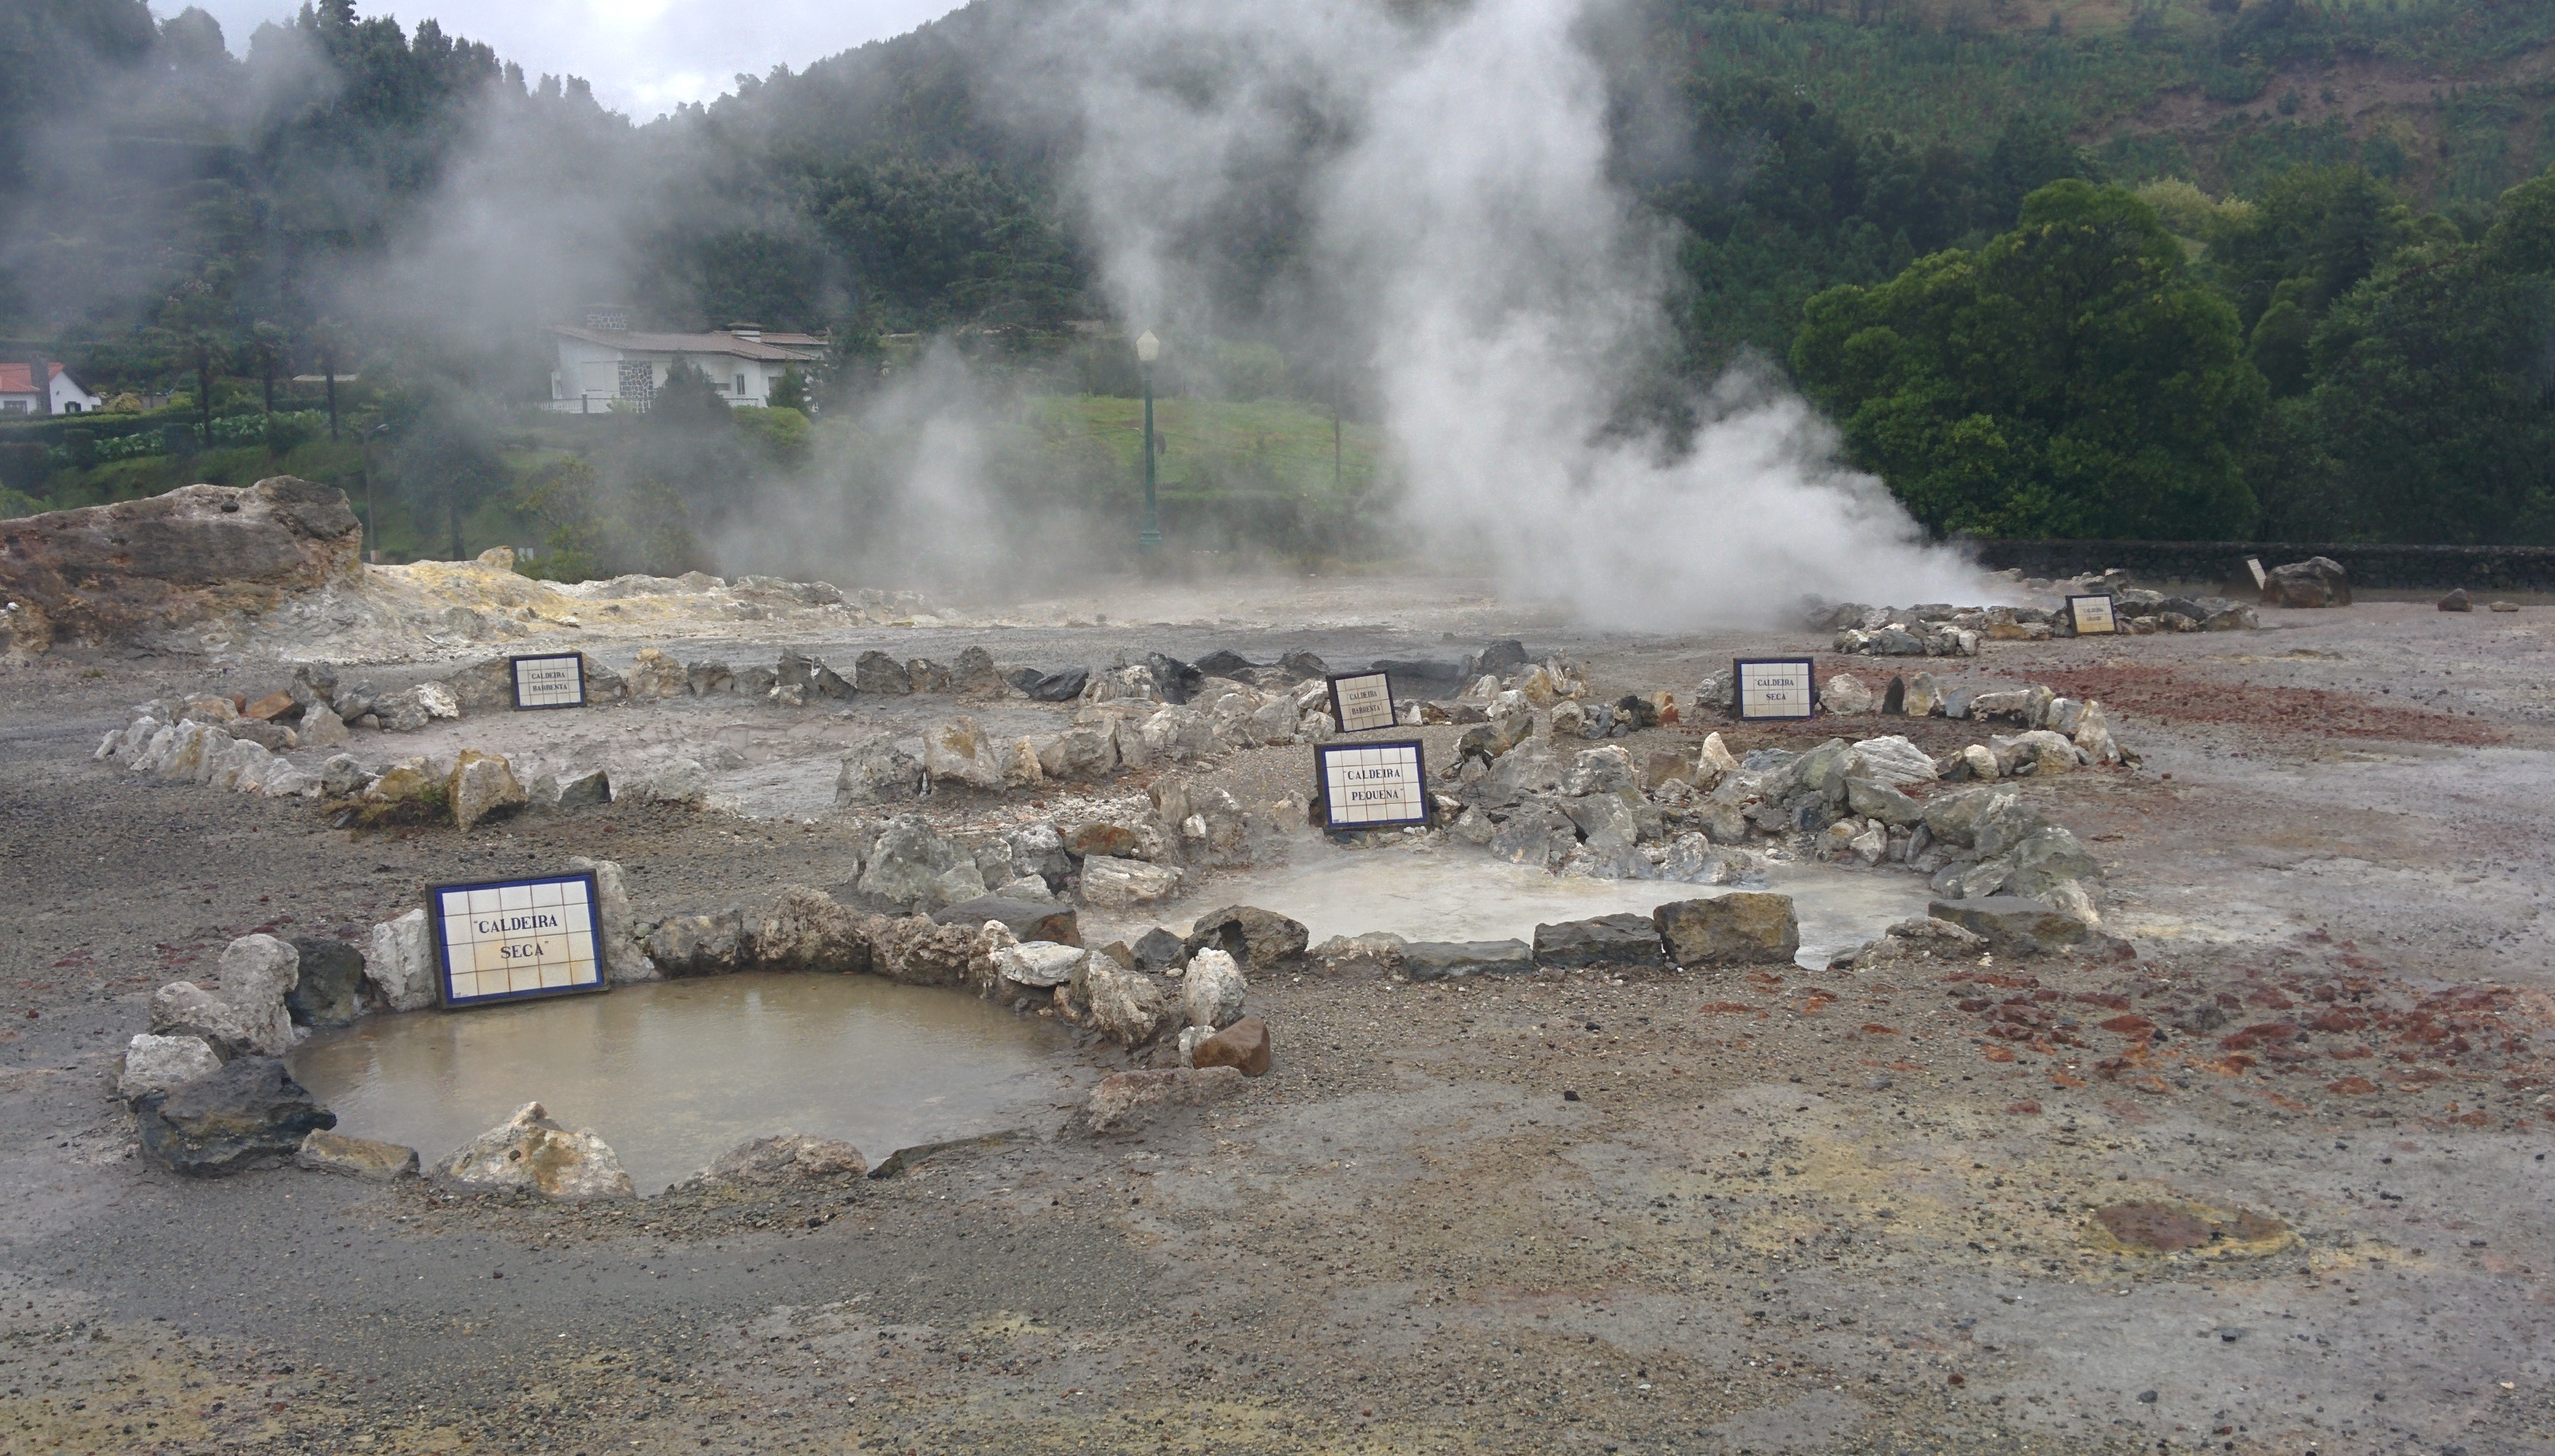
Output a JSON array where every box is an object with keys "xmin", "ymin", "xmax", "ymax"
[
  {"xmin": 416, "ymin": 680, "xmax": 461, "ymax": 719},
  {"xmin": 1080, "ymin": 855, "xmax": 1183, "ymax": 908},
  {"xmin": 1850, "ymin": 735, "xmax": 1939, "ymax": 787},
  {"xmin": 1959, "ymin": 743, "xmax": 2001, "ymax": 780},
  {"xmin": 365, "ymin": 908, "xmax": 439, "ymax": 1011},
  {"xmin": 440, "ymin": 1102, "xmax": 634, "ymax": 1199},
  {"xmin": 1181, "ymin": 948, "xmax": 1247, "ymax": 1031},
  {"xmin": 996, "ymin": 941, "xmax": 1087, "ymax": 988},
  {"xmin": 262, "ymin": 766, "xmax": 319, "ymax": 798},
  {"xmin": 1075, "ymin": 958, "xmax": 1177, "ymax": 1047},
  {"xmin": 1992, "ymin": 730, "xmax": 2081, "ymax": 776},
  {"xmin": 117, "ymin": 1033, "xmax": 224, "ymax": 1099},
  {"xmin": 922, "ymin": 716, "xmax": 1006, "ymax": 790},
  {"xmin": 567, "ymin": 857, "xmax": 658, "ymax": 982},
  {"xmin": 993, "ymin": 875, "xmax": 1056, "ymax": 904},
  {"xmin": 627, "ymin": 759, "xmax": 710, "ymax": 805},
  {"xmin": 1821, "ymin": 673, "xmax": 1873, "ymax": 714},
  {"xmin": 1697, "ymin": 730, "xmax": 1740, "ymax": 785}
]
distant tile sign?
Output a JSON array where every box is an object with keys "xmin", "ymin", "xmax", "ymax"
[
  {"xmin": 2068, "ymin": 594, "xmax": 2118, "ymax": 635},
  {"xmin": 1317, "ymin": 740, "xmax": 1430, "ymax": 829},
  {"xmin": 511, "ymin": 653, "xmax": 586, "ymax": 710},
  {"xmin": 1734, "ymin": 657, "xmax": 1816, "ymax": 721},
  {"xmin": 1327, "ymin": 671, "xmax": 1398, "ymax": 734},
  {"xmin": 430, "ymin": 872, "xmax": 607, "ymax": 1008}
]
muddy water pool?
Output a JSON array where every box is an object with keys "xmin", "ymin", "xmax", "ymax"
[
  {"xmin": 1107, "ymin": 842, "xmax": 1937, "ymax": 967},
  {"xmin": 291, "ymin": 975, "xmax": 1086, "ymax": 1193}
]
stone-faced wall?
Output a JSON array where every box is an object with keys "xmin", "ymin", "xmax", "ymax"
[{"xmin": 0, "ymin": 476, "xmax": 362, "ymax": 647}]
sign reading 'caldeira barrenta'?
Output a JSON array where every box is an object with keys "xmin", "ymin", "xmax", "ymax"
[{"xmin": 430, "ymin": 872, "xmax": 608, "ymax": 1008}]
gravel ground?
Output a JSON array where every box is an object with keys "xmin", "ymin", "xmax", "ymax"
[{"xmin": 0, "ymin": 580, "xmax": 2549, "ymax": 1455}]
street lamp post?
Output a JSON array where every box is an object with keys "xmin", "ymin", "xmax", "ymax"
[{"xmin": 1135, "ymin": 330, "xmax": 1162, "ymax": 559}]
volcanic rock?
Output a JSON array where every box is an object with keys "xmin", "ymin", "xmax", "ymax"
[
  {"xmin": 285, "ymin": 938, "xmax": 370, "ymax": 1027},
  {"xmin": 1086, "ymin": 1066, "xmax": 1245, "ymax": 1132},
  {"xmin": 648, "ymin": 909, "xmax": 746, "ymax": 975},
  {"xmin": 1080, "ymin": 855, "xmax": 1182, "ymax": 908},
  {"xmin": 693, "ymin": 1133, "xmax": 867, "ymax": 1185},
  {"xmin": 441, "ymin": 1102, "xmax": 634, "ymax": 1199},
  {"xmin": 2263, "ymin": 556, "xmax": 2351, "ymax": 608},
  {"xmin": 1654, "ymin": 892, "xmax": 1800, "ymax": 968},
  {"xmin": 1401, "ymin": 940, "xmax": 1536, "ymax": 980},
  {"xmin": 1182, "ymin": 905, "xmax": 1310, "ymax": 970},
  {"xmin": 295, "ymin": 1130, "xmax": 419, "ymax": 1181},
  {"xmin": 1927, "ymin": 896, "xmax": 2090, "ymax": 955},
  {"xmin": 134, "ymin": 1056, "xmax": 335, "ymax": 1177},
  {"xmin": 1533, "ymin": 914, "xmax": 1667, "ymax": 971}
]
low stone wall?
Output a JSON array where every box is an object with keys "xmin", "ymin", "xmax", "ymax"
[{"xmin": 1971, "ymin": 539, "xmax": 2555, "ymax": 593}]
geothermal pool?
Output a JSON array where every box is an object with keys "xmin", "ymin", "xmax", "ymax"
[
  {"xmin": 1100, "ymin": 841, "xmax": 1939, "ymax": 968},
  {"xmin": 290, "ymin": 975, "xmax": 1086, "ymax": 1193}
]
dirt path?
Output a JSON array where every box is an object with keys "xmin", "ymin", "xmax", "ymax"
[{"xmin": 0, "ymin": 583, "xmax": 2549, "ymax": 1455}]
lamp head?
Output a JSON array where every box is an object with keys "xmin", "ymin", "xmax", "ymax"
[{"xmin": 1135, "ymin": 330, "xmax": 1160, "ymax": 364}]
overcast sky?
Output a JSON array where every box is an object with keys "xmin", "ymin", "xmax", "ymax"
[{"xmin": 182, "ymin": 0, "xmax": 964, "ymax": 116}]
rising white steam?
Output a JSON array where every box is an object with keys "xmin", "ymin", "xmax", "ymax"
[{"xmin": 1031, "ymin": 0, "xmax": 1989, "ymax": 627}]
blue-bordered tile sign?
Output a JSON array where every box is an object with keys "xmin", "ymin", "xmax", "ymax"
[
  {"xmin": 430, "ymin": 872, "xmax": 609, "ymax": 1009},
  {"xmin": 1734, "ymin": 656, "xmax": 1817, "ymax": 721},
  {"xmin": 509, "ymin": 653, "xmax": 588, "ymax": 710},
  {"xmin": 2068, "ymin": 594, "xmax": 2118, "ymax": 635},
  {"xmin": 1326, "ymin": 670, "xmax": 1398, "ymax": 734},
  {"xmin": 1316, "ymin": 738, "xmax": 1431, "ymax": 830}
]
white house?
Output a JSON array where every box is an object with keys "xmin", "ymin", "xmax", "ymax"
[
  {"xmin": 0, "ymin": 362, "xmax": 104, "ymax": 416},
  {"xmin": 545, "ymin": 312, "xmax": 828, "ymax": 413}
]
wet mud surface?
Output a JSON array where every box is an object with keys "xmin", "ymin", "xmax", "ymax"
[{"xmin": 0, "ymin": 580, "xmax": 2550, "ymax": 1454}]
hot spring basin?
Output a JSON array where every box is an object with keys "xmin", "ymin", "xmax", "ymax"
[
  {"xmin": 290, "ymin": 975, "xmax": 1083, "ymax": 1193},
  {"xmin": 1106, "ymin": 842, "xmax": 1936, "ymax": 967}
]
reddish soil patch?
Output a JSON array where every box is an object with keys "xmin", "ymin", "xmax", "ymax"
[{"xmin": 2027, "ymin": 664, "xmax": 2508, "ymax": 747}]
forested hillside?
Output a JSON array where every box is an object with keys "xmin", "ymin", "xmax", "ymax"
[{"xmin": 4, "ymin": 0, "xmax": 2553, "ymax": 557}]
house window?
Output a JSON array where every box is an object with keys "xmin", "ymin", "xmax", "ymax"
[
  {"xmin": 616, "ymin": 360, "xmax": 655, "ymax": 401},
  {"xmin": 63, "ymin": 402, "xmax": 81, "ymax": 413},
  {"xmin": 735, "ymin": 373, "xmax": 747, "ymax": 396}
]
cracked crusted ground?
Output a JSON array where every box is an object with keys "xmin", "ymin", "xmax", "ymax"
[{"xmin": 0, "ymin": 583, "xmax": 2549, "ymax": 1454}]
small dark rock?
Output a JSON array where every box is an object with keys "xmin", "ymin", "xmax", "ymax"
[
  {"xmin": 1277, "ymin": 651, "xmax": 1329, "ymax": 680},
  {"xmin": 1882, "ymin": 675, "xmax": 1906, "ymax": 714},
  {"xmin": 1131, "ymin": 927, "xmax": 1187, "ymax": 970},
  {"xmin": 1192, "ymin": 649, "xmax": 1255, "ymax": 679},
  {"xmin": 1183, "ymin": 905, "xmax": 1311, "ymax": 969},
  {"xmin": 852, "ymin": 650, "xmax": 911, "ymax": 694},
  {"xmin": 1464, "ymin": 639, "xmax": 1529, "ymax": 679},
  {"xmin": 556, "ymin": 767, "xmax": 612, "ymax": 808},
  {"xmin": 2438, "ymin": 588, "xmax": 2472, "ymax": 612},
  {"xmin": 284, "ymin": 939, "xmax": 370, "ymax": 1028},
  {"xmin": 1373, "ymin": 659, "xmax": 1464, "ymax": 683},
  {"xmin": 135, "ymin": 1057, "xmax": 335, "ymax": 1177},
  {"xmin": 1143, "ymin": 652, "xmax": 1205, "ymax": 702},
  {"xmin": 1025, "ymin": 667, "xmax": 1089, "ymax": 702}
]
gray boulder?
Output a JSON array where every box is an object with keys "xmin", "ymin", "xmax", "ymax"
[
  {"xmin": 647, "ymin": 908, "xmax": 746, "ymax": 975},
  {"xmin": 1490, "ymin": 804, "xmax": 1577, "ymax": 870},
  {"xmin": 1970, "ymin": 792, "xmax": 2051, "ymax": 858},
  {"xmin": 687, "ymin": 660, "xmax": 735, "ymax": 695},
  {"xmin": 1075, "ymin": 958, "xmax": 1179, "ymax": 1047},
  {"xmin": 750, "ymin": 885, "xmax": 870, "ymax": 974},
  {"xmin": 134, "ymin": 1057, "xmax": 336, "ymax": 1177},
  {"xmin": 1401, "ymin": 940, "xmax": 1536, "ymax": 981},
  {"xmin": 1025, "ymin": 667, "xmax": 1088, "ymax": 702},
  {"xmin": 557, "ymin": 767, "xmax": 612, "ymax": 808},
  {"xmin": 1532, "ymin": 914, "xmax": 1666, "ymax": 971},
  {"xmin": 2263, "ymin": 556, "xmax": 2351, "ymax": 608},
  {"xmin": 1844, "ymin": 776, "xmax": 1923, "ymax": 826},
  {"xmin": 1131, "ymin": 927, "xmax": 1187, "ymax": 970},
  {"xmin": 2003, "ymin": 826, "xmax": 2102, "ymax": 900},
  {"xmin": 1003, "ymin": 821, "xmax": 1072, "ymax": 890},
  {"xmin": 1927, "ymin": 896, "xmax": 2090, "ymax": 956},
  {"xmin": 1654, "ymin": 892, "xmax": 1800, "ymax": 969},
  {"xmin": 858, "ymin": 816, "xmax": 987, "ymax": 909},
  {"xmin": 853, "ymin": 650, "xmax": 913, "ymax": 694},
  {"xmin": 836, "ymin": 734, "xmax": 926, "ymax": 806}
]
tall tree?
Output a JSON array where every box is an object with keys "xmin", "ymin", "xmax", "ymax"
[{"xmin": 1792, "ymin": 180, "xmax": 2264, "ymax": 539}]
